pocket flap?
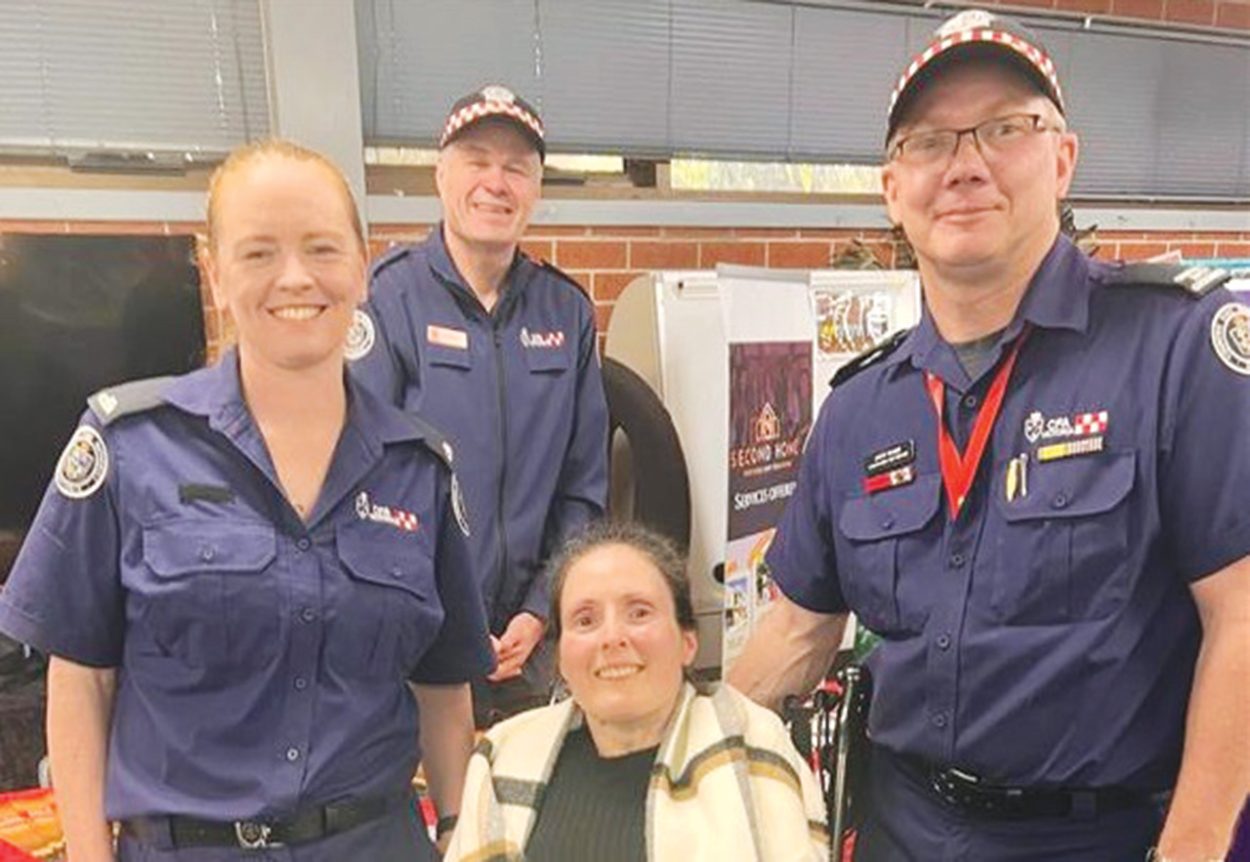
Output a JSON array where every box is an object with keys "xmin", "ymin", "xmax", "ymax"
[
  {"xmin": 522, "ymin": 346, "xmax": 571, "ymax": 373},
  {"xmin": 839, "ymin": 473, "xmax": 941, "ymax": 541},
  {"xmin": 997, "ymin": 450, "xmax": 1136, "ymax": 523},
  {"xmin": 143, "ymin": 521, "xmax": 276, "ymax": 577},
  {"xmin": 336, "ymin": 523, "xmax": 432, "ymax": 600},
  {"xmin": 427, "ymin": 343, "xmax": 472, "ymax": 369}
]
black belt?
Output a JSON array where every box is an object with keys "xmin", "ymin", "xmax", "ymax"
[
  {"xmin": 898, "ymin": 754, "xmax": 1154, "ymax": 821},
  {"xmin": 121, "ymin": 792, "xmax": 405, "ymax": 850}
]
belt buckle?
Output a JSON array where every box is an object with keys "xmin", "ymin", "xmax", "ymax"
[{"xmin": 234, "ymin": 820, "xmax": 281, "ymax": 849}]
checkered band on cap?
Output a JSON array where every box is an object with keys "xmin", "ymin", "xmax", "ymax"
[
  {"xmin": 888, "ymin": 18, "xmax": 1064, "ymax": 126},
  {"xmin": 439, "ymin": 91, "xmax": 545, "ymax": 151}
]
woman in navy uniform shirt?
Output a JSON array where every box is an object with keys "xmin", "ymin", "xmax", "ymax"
[{"xmin": 0, "ymin": 141, "xmax": 494, "ymax": 861}]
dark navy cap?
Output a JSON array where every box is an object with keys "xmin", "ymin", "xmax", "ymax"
[
  {"xmin": 888, "ymin": 9, "xmax": 1065, "ymax": 141},
  {"xmin": 439, "ymin": 84, "xmax": 545, "ymax": 158}
]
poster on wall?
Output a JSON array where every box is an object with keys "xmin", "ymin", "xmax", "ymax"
[{"xmin": 722, "ymin": 340, "xmax": 812, "ymax": 665}]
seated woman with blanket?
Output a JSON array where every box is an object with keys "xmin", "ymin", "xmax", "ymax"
[{"xmin": 446, "ymin": 520, "xmax": 827, "ymax": 861}]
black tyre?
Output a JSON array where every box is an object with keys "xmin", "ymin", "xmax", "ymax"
[{"xmin": 602, "ymin": 357, "xmax": 691, "ymax": 552}]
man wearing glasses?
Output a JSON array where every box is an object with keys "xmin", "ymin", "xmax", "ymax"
[{"xmin": 730, "ymin": 9, "xmax": 1249, "ymax": 860}]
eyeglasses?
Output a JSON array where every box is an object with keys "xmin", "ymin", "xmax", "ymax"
[{"xmin": 888, "ymin": 113, "xmax": 1060, "ymax": 166}]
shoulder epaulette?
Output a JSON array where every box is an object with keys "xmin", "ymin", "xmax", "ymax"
[
  {"xmin": 535, "ymin": 258, "xmax": 591, "ymax": 300},
  {"xmin": 1102, "ymin": 262, "xmax": 1230, "ymax": 298},
  {"xmin": 87, "ymin": 376, "xmax": 175, "ymax": 426},
  {"xmin": 829, "ymin": 329, "xmax": 912, "ymax": 391},
  {"xmin": 406, "ymin": 413, "xmax": 456, "ymax": 471},
  {"xmin": 369, "ymin": 242, "xmax": 417, "ymax": 281}
]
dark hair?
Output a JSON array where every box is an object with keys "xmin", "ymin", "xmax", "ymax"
[{"xmin": 548, "ymin": 519, "xmax": 696, "ymax": 642}]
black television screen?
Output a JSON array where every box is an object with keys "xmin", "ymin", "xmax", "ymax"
[{"xmin": 0, "ymin": 234, "xmax": 206, "ymax": 533}]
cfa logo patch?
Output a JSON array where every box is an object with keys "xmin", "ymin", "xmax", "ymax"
[
  {"xmin": 355, "ymin": 491, "xmax": 419, "ymax": 533},
  {"xmin": 520, "ymin": 327, "xmax": 565, "ymax": 349},
  {"xmin": 1023, "ymin": 409, "xmax": 1108, "ymax": 444}
]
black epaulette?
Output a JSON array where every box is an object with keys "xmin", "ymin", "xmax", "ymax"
[
  {"xmin": 369, "ymin": 242, "xmax": 416, "ymax": 281},
  {"xmin": 829, "ymin": 329, "xmax": 912, "ymax": 390},
  {"xmin": 87, "ymin": 376, "xmax": 175, "ymax": 426},
  {"xmin": 535, "ymin": 258, "xmax": 591, "ymax": 300},
  {"xmin": 1101, "ymin": 262, "xmax": 1230, "ymax": 298},
  {"xmin": 406, "ymin": 413, "xmax": 457, "ymax": 471}
]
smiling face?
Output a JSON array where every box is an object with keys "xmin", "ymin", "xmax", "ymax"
[
  {"xmin": 204, "ymin": 153, "xmax": 367, "ymax": 374},
  {"xmin": 882, "ymin": 60, "xmax": 1077, "ymax": 283},
  {"xmin": 557, "ymin": 543, "xmax": 698, "ymax": 744},
  {"xmin": 436, "ymin": 120, "xmax": 542, "ymax": 253}
]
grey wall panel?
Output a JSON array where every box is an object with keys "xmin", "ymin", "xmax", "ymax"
[
  {"xmin": 356, "ymin": 0, "xmax": 1249, "ymax": 200},
  {"xmin": 790, "ymin": 8, "xmax": 916, "ymax": 162},
  {"xmin": 668, "ymin": 0, "xmax": 793, "ymax": 158},
  {"xmin": 0, "ymin": 0, "xmax": 267, "ymax": 154},
  {"xmin": 361, "ymin": 0, "xmax": 536, "ymax": 143},
  {"xmin": 535, "ymin": 0, "xmax": 671, "ymax": 155}
]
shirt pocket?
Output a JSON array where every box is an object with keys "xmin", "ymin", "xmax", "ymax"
[
  {"xmin": 522, "ymin": 346, "xmax": 571, "ymax": 374},
  {"xmin": 837, "ymin": 473, "xmax": 941, "ymax": 635},
  {"xmin": 333, "ymin": 524, "xmax": 444, "ymax": 679},
  {"xmin": 991, "ymin": 450, "xmax": 1136, "ymax": 625},
  {"xmin": 141, "ymin": 520, "xmax": 278, "ymax": 668},
  {"xmin": 427, "ymin": 343, "xmax": 472, "ymax": 371}
]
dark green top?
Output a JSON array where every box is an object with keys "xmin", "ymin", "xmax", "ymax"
[{"xmin": 525, "ymin": 726, "xmax": 657, "ymax": 862}]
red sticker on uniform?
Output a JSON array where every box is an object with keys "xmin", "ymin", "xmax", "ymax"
[{"xmin": 427, "ymin": 325, "xmax": 468, "ymax": 349}]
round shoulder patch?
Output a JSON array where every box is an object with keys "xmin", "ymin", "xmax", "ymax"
[
  {"xmin": 1210, "ymin": 302, "xmax": 1250, "ymax": 376},
  {"xmin": 345, "ymin": 309, "xmax": 376, "ymax": 362},
  {"xmin": 451, "ymin": 474, "xmax": 471, "ymax": 537},
  {"xmin": 55, "ymin": 426, "xmax": 109, "ymax": 499}
]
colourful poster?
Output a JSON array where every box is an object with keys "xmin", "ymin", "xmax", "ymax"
[{"xmin": 723, "ymin": 341, "xmax": 812, "ymax": 666}]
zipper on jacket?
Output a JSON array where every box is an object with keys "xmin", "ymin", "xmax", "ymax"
[{"xmin": 491, "ymin": 324, "xmax": 511, "ymax": 630}]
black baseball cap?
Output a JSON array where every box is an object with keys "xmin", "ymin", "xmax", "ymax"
[
  {"xmin": 439, "ymin": 84, "xmax": 545, "ymax": 158},
  {"xmin": 887, "ymin": 9, "xmax": 1065, "ymax": 142}
]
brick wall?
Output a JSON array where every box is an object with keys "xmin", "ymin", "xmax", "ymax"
[
  {"xmin": 5, "ymin": 219, "xmax": 1244, "ymax": 360},
  {"xmin": 977, "ymin": 0, "xmax": 1250, "ymax": 30}
]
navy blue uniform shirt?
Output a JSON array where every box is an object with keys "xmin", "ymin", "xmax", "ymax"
[
  {"xmin": 768, "ymin": 236, "xmax": 1250, "ymax": 789},
  {"xmin": 0, "ymin": 351, "xmax": 495, "ymax": 822},
  {"xmin": 350, "ymin": 226, "xmax": 608, "ymax": 631}
]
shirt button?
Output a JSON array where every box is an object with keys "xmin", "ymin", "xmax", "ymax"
[
  {"xmin": 880, "ymin": 517, "xmax": 895, "ymax": 530},
  {"xmin": 1052, "ymin": 494, "xmax": 1069, "ymax": 509},
  {"xmin": 294, "ymin": 677, "xmax": 308, "ymax": 691},
  {"xmin": 948, "ymin": 553, "xmax": 965, "ymax": 568},
  {"xmin": 199, "ymin": 545, "xmax": 215, "ymax": 562},
  {"xmin": 932, "ymin": 713, "xmax": 948, "ymax": 728},
  {"xmin": 296, "ymin": 537, "xmax": 311, "ymax": 551},
  {"xmin": 285, "ymin": 747, "xmax": 300, "ymax": 762},
  {"xmin": 390, "ymin": 566, "xmax": 404, "ymax": 579},
  {"xmin": 963, "ymin": 394, "xmax": 979, "ymax": 408},
  {"xmin": 300, "ymin": 607, "xmax": 317, "ymax": 623},
  {"xmin": 936, "ymin": 634, "xmax": 951, "ymax": 650}
]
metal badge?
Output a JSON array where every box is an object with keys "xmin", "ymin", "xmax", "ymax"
[
  {"xmin": 234, "ymin": 821, "xmax": 279, "ymax": 849},
  {"xmin": 54, "ymin": 426, "xmax": 109, "ymax": 499},
  {"xmin": 344, "ymin": 309, "xmax": 375, "ymax": 362},
  {"xmin": 1211, "ymin": 302, "xmax": 1250, "ymax": 376}
]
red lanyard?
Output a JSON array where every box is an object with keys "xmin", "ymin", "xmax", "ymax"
[{"xmin": 925, "ymin": 329, "xmax": 1029, "ymax": 520}]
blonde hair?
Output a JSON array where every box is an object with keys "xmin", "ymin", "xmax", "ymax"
[{"xmin": 204, "ymin": 139, "xmax": 365, "ymax": 255}]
